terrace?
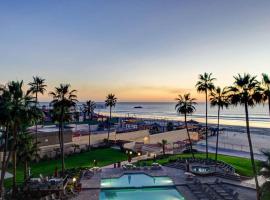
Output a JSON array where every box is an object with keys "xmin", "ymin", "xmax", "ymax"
[{"xmin": 71, "ymin": 153, "xmax": 257, "ymax": 200}]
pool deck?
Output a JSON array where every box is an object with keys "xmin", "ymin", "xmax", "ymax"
[{"xmin": 72, "ymin": 166, "xmax": 256, "ymax": 200}]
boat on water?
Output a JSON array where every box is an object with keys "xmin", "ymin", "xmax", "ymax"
[{"xmin": 134, "ymin": 106, "xmax": 143, "ymax": 109}]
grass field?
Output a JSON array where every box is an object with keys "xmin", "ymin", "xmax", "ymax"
[
  {"xmin": 137, "ymin": 153, "xmax": 259, "ymax": 177},
  {"xmin": 5, "ymin": 148, "xmax": 127, "ymax": 187},
  {"xmin": 5, "ymin": 150, "xmax": 262, "ymax": 189}
]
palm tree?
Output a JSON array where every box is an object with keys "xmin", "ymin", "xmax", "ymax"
[
  {"xmin": 159, "ymin": 139, "xmax": 168, "ymax": 155},
  {"xmin": 0, "ymin": 85, "xmax": 12, "ymax": 196},
  {"xmin": 0, "ymin": 81, "xmax": 36, "ymax": 194},
  {"xmin": 49, "ymin": 84, "xmax": 77, "ymax": 174},
  {"xmin": 261, "ymin": 73, "xmax": 270, "ymax": 115},
  {"xmin": 228, "ymin": 74, "xmax": 261, "ymax": 200},
  {"xmin": 210, "ymin": 87, "xmax": 229, "ymax": 166},
  {"xmin": 50, "ymin": 106, "xmax": 71, "ymax": 150},
  {"xmin": 83, "ymin": 100, "xmax": 96, "ymax": 150},
  {"xmin": 196, "ymin": 73, "xmax": 215, "ymax": 159},
  {"xmin": 105, "ymin": 94, "xmax": 117, "ymax": 141},
  {"xmin": 17, "ymin": 130, "xmax": 39, "ymax": 181},
  {"xmin": 27, "ymin": 76, "xmax": 47, "ymax": 146},
  {"xmin": 175, "ymin": 93, "xmax": 197, "ymax": 158}
]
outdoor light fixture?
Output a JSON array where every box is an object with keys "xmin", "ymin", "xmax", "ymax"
[{"xmin": 72, "ymin": 177, "xmax": 76, "ymax": 183}]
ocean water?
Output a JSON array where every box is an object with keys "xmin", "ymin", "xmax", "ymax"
[
  {"xmin": 95, "ymin": 102, "xmax": 270, "ymax": 128},
  {"xmin": 41, "ymin": 102, "xmax": 270, "ymax": 128}
]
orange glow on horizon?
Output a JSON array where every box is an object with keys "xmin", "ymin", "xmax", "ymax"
[{"xmin": 36, "ymin": 85, "xmax": 205, "ymax": 102}]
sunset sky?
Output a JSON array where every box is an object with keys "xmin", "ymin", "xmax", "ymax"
[{"xmin": 1, "ymin": 0, "xmax": 270, "ymax": 102}]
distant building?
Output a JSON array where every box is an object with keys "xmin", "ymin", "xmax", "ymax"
[{"xmin": 29, "ymin": 126, "xmax": 73, "ymax": 147}]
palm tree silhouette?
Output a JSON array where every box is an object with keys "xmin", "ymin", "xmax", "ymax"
[
  {"xmin": 158, "ymin": 139, "xmax": 168, "ymax": 155},
  {"xmin": 228, "ymin": 74, "xmax": 261, "ymax": 200},
  {"xmin": 27, "ymin": 76, "xmax": 47, "ymax": 151},
  {"xmin": 17, "ymin": 130, "xmax": 40, "ymax": 181},
  {"xmin": 175, "ymin": 93, "xmax": 197, "ymax": 158},
  {"xmin": 210, "ymin": 86, "xmax": 229, "ymax": 166},
  {"xmin": 83, "ymin": 100, "xmax": 96, "ymax": 150},
  {"xmin": 261, "ymin": 73, "xmax": 270, "ymax": 115},
  {"xmin": 196, "ymin": 73, "xmax": 215, "ymax": 158},
  {"xmin": 0, "ymin": 81, "xmax": 36, "ymax": 193},
  {"xmin": 105, "ymin": 94, "xmax": 117, "ymax": 141},
  {"xmin": 49, "ymin": 84, "xmax": 77, "ymax": 174}
]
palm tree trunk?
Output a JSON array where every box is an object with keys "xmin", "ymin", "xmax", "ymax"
[
  {"xmin": 244, "ymin": 102, "xmax": 260, "ymax": 200},
  {"xmin": 58, "ymin": 125, "xmax": 61, "ymax": 150},
  {"xmin": 215, "ymin": 105, "xmax": 220, "ymax": 169},
  {"xmin": 107, "ymin": 106, "xmax": 111, "ymax": 141},
  {"xmin": 205, "ymin": 90, "xmax": 208, "ymax": 159},
  {"xmin": 185, "ymin": 114, "xmax": 194, "ymax": 158},
  {"xmin": 163, "ymin": 145, "xmax": 165, "ymax": 155},
  {"xmin": 88, "ymin": 113, "xmax": 91, "ymax": 150},
  {"xmin": 0, "ymin": 149, "xmax": 13, "ymax": 197},
  {"xmin": 0, "ymin": 126, "xmax": 9, "ymax": 197},
  {"xmin": 24, "ymin": 161, "xmax": 28, "ymax": 182},
  {"xmin": 12, "ymin": 125, "xmax": 17, "ymax": 194},
  {"xmin": 35, "ymin": 92, "xmax": 38, "ymax": 155},
  {"xmin": 60, "ymin": 107, "xmax": 65, "ymax": 175},
  {"xmin": 268, "ymin": 96, "xmax": 270, "ymax": 116}
]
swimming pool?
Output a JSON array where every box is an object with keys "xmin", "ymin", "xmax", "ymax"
[
  {"xmin": 100, "ymin": 187, "xmax": 185, "ymax": 200},
  {"xmin": 100, "ymin": 173, "xmax": 173, "ymax": 188}
]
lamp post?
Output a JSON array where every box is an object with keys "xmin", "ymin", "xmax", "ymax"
[
  {"xmin": 126, "ymin": 150, "xmax": 133, "ymax": 163},
  {"xmin": 28, "ymin": 167, "xmax": 31, "ymax": 178}
]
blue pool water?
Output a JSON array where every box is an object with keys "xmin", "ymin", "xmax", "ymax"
[
  {"xmin": 100, "ymin": 187, "xmax": 185, "ymax": 200},
  {"xmin": 100, "ymin": 173, "xmax": 184, "ymax": 200},
  {"xmin": 100, "ymin": 173, "xmax": 173, "ymax": 188}
]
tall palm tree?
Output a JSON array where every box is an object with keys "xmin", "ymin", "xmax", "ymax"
[
  {"xmin": 49, "ymin": 84, "xmax": 77, "ymax": 174},
  {"xmin": 209, "ymin": 87, "xmax": 229, "ymax": 166},
  {"xmin": 158, "ymin": 139, "xmax": 168, "ymax": 155},
  {"xmin": 50, "ymin": 106, "xmax": 72, "ymax": 151},
  {"xmin": 196, "ymin": 73, "xmax": 215, "ymax": 158},
  {"xmin": 0, "ymin": 81, "xmax": 36, "ymax": 193},
  {"xmin": 105, "ymin": 94, "xmax": 117, "ymax": 141},
  {"xmin": 83, "ymin": 100, "xmax": 96, "ymax": 150},
  {"xmin": 261, "ymin": 73, "xmax": 270, "ymax": 115},
  {"xmin": 0, "ymin": 85, "xmax": 12, "ymax": 196},
  {"xmin": 175, "ymin": 93, "xmax": 197, "ymax": 158},
  {"xmin": 17, "ymin": 130, "xmax": 39, "ymax": 181},
  {"xmin": 27, "ymin": 76, "xmax": 47, "ymax": 146},
  {"xmin": 228, "ymin": 74, "xmax": 261, "ymax": 200}
]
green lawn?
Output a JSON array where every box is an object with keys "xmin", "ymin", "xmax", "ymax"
[
  {"xmin": 5, "ymin": 148, "xmax": 127, "ymax": 187},
  {"xmin": 5, "ymin": 150, "xmax": 261, "ymax": 188},
  {"xmin": 137, "ymin": 153, "xmax": 259, "ymax": 177}
]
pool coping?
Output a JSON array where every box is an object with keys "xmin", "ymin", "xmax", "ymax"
[
  {"xmin": 100, "ymin": 185, "xmax": 183, "ymax": 190},
  {"xmin": 98, "ymin": 172, "xmax": 177, "ymax": 190},
  {"xmin": 102, "ymin": 171, "xmax": 170, "ymax": 179}
]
